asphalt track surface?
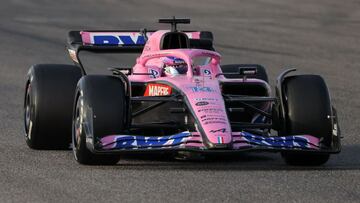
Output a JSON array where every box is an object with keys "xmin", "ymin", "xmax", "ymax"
[{"xmin": 1, "ymin": 0, "xmax": 360, "ymax": 202}]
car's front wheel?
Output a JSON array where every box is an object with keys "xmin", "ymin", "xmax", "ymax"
[
  {"xmin": 72, "ymin": 75, "xmax": 128, "ymax": 165},
  {"xmin": 280, "ymin": 75, "xmax": 334, "ymax": 166}
]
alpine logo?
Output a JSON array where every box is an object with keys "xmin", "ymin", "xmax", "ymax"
[
  {"xmin": 203, "ymin": 69, "xmax": 211, "ymax": 75},
  {"xmin": 144, "ymin": 84, "xmax": 172, "ymax": 96},
  {"xmin": 148, "ymin": 69, "xmax": 160, "ymax": 78}
]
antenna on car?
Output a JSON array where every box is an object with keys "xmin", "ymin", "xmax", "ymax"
[{"xmin": 158, "ymin": 16, "xmax": 190, "ymax": 32}]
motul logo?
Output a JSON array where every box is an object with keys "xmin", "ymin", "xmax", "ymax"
[{"xmin": 144, "ymin": 84, "xmax": 172, "ymax": 96}]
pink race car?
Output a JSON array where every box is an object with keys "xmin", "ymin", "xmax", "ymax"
[{"xmin": 24, "ymin": 18, "xmax": 341, "ymax": 165}]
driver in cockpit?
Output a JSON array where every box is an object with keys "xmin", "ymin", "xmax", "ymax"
[{"xmin": 162, "ymin": 56, "xmax": 188, "ymax": 76}]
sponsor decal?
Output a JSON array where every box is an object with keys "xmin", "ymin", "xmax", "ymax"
[
  {"xmin": 194, "ymin": 98, "xmax": 218, "ymax": 101},
  {"xmin": 191, "ymin": 86, "xmax": 214, "ymax": 93},
  {"xmin": 200, "ymin": 113, "xmax": 227, "ymax": 122},
  {"xmin": 239, "ymin": 132, "xmax": 317, "ymax": 149},
  {"xmin": 82, "ymin": 32, "xmax": 201, "ymax": 46},
  {"xmin": 101, "ymin": 131, "xmax": 191, "ymax": 149},
  {"xmin": 195, "ymin": 101, "xmax": 209, "ymax": 106},
  {"xmin": 201, "ymin": 117, "xmax": 226, "ymax": 122},
  {"xmin": 210, "ymin": 128, "xmax": 226, "ymax": 133},
  {"xmin": 91, "ymin": 33, "xmax": 147, "ymax": 45},
  {"xmin": 203, "ymin": 69, "xmax": 211, "ymax": 75},
  {"xmin": 217, "ymin": 136, "xmax": 224, "ymax": 144},
  {"xmin": 201, "ymin": 114, "xmax": 225, "ymax": 118},
  {"xmin": 197, "ymin": 108, "xmax": 224, "ymax": 113},
  {"xmin": 204, "ymin": 121, "xmax": 227, "ymax": 125},
  {"xmin": 148, "ymin": 69, "xmax": 160, "ymax": 78},
  {"xmin": 144, "ymin": 84, "xmax": 172, "ymax": 96}
]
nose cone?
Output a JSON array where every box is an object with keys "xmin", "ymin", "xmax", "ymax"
[{"xmin": 185, "ymin": 79, "xmax": 232, "ymax": 148}]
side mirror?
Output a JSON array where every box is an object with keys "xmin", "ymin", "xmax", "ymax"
[
  {"xmin": 108, "ymin": 67, "xmax": 132, "ymax": 75},
  {"xmin": 239, "ymin": 67, "xmax": 257, "ymax": 76},
  {"xmin": 215, "ymin": 67, "xmax": 258, "ymax": 78}
]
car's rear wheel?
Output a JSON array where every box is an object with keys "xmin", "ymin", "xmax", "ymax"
[
  {"xmin": 280, "ymin": 75, "xmax": 333, "ymax": 165},
  {"xmin": 24, "ymin": 64, "xmax": 82, "ymax": 149},
  {"xmin": 72, "ymin": 75, "xmax": 127, "ymax": 165},
  {"xmin": 220, "ymin": 64, "xmax": 268, "ymax": 82}
]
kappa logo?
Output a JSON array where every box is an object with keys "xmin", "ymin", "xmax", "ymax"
[
  {"xmin": 210, "ymin": 128, "xmax": 226, "ymax": 133},
  {"xmin": 195, "ymin": 101, "xmax": 209, "ymax": 106},
  {"xmin": 144, "ymin": 84, "xmax": 172, "ymax": 96}
]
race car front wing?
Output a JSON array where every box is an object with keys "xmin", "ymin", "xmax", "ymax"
[{"xmin": 92, "ymin": 131, "xmax": 340, "ymax": 154}]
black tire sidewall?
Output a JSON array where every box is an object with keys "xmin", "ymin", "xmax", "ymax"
[
  {"xmin": 281, "ymin": 75, "xmax": 333, "ymax": 165},
  {"xmin": 24, "ymin": 64, "xmax": 82, "ymax": 149},
  {"xmin": 284, "ymin": 75, "xmax": 332, "ymax": 146},
  {"xmin": 72, "ymin": 75, "xmax": 127, "ymax": 165}
]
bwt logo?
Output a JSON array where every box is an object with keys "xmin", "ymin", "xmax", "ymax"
[
  {"xmin": 242, "ymin": 132, "xmax": 310, "ymax": 148},
  {"xmin": 91, "ymin": 34, "xmax": 146, "ymax": 45},
  {"xmin": 112, "ymin": 133, "xmax": 189, "ymax": 149}
]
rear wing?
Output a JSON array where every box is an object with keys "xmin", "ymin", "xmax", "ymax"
[{"xmin": 66, "ymin": 30, "xmax": 214, "ymax": 74}]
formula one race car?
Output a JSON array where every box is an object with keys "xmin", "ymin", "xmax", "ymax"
[{"xmin": 24, "ymin": 18, "xmax": 341, "ymax": 165}]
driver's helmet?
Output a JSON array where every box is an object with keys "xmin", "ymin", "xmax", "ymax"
[{"xmin": 162, "ymin": 56, "xmax": 187, "ymax": 76}]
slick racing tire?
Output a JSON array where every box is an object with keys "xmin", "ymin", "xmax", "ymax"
[
  {"xmin": 281, "ymin": 75, "xmax": 333, "ymax": 166},
  {"xmin": 73, "ymin": 75, "xmax": 127, "ymax": 165},
  {"xmin": 220, "ymin": 64, "xmax": 268, "ymax": 82},
  {"xmin": 24, "ymin": 64, "xmax": 82, "ymax": 149}
]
